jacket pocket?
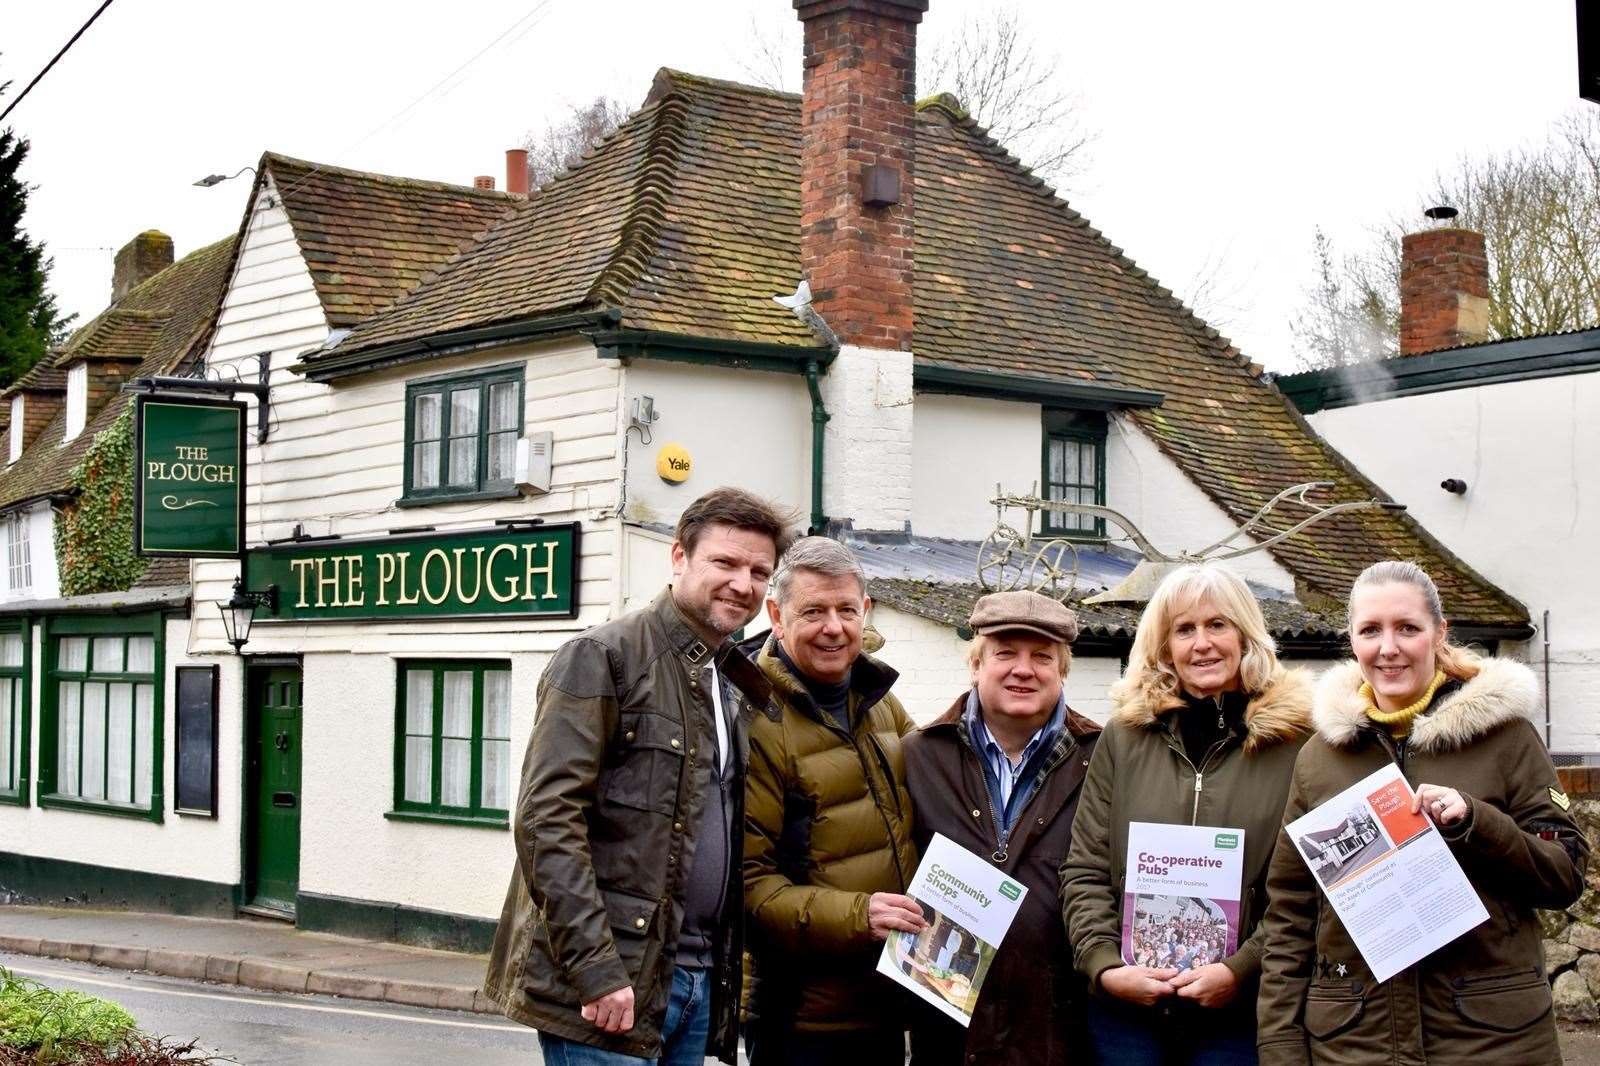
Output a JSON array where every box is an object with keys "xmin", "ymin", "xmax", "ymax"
[
  {"xmin": 601, "ymin": 711, "xmax": 684, "ymax": 816},
  {"xmin": 1303, "ymin": 986, "xmax": 1366, "ymax": 1040},
  {"xmin": 1452, "ymin": 969, "xmax": 1552, "ymax": 1032},
  {"xmin": 602, "ymin": 886, "xmax": 663, "ymax": 992}
]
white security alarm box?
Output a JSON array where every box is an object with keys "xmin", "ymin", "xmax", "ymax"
[{"xmin": 515, "ymin": 431, "xmax": 553, "ymax": 494}]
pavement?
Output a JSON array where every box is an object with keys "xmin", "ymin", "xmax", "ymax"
[{"xmin": 0, "ymin": 905, "xmax": 495, "ymax": 1015}]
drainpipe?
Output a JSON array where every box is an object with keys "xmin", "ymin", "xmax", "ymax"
[
  {"xmin": 804, "ymin": 359, "xmax": 830, "ymax": 535},
  {"xmin": 1543, "ymin": 609, "xmax": 1552, "ymax": 748}
]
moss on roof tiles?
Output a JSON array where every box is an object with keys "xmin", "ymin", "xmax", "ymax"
[{"xmin": 306, "ymin": 69, "xmax": 1523, "ymax": 627}]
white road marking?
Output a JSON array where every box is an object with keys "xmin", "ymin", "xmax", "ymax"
[{"xmin": 2, "ymin": 962, "xmax": 533, "ymax": 1034}]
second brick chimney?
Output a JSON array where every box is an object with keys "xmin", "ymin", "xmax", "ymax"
[
  {"xmin": 1399, "ymin": 211, "xmax": 1490, "ymax": 355},
  {"xmin": 112, "ymin": 230, "xmax": 174, "ymax": 303}
]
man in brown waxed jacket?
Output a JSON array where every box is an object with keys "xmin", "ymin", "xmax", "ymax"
[{"xmin": 483, "ymin": 488, "xmax": 795, "ymax": 1066}]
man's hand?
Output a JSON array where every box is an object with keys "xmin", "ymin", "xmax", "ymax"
[
  {"xmin": 580, "ymin": 986, "xmax": 635, "ymax": 1033},
  {"xmin": 1098, "ymin": 965, "xmax": 1179, "ymax": 1007},
  {"xmin": 867, "ymin": 892, "xmax": 928, "ymax": 940},
  {"xmin": 1170, "ymin": 962, "xmax": 1239, "ymax": 1007}
]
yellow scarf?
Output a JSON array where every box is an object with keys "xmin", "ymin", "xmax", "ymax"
[{"xmin": 1362, "ymin": 669, "xmax": 1448, "ymax": 738}]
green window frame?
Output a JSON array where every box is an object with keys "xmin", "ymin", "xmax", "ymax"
[
  {"xmin": 400, "ymin": 363, "xmax": 525, "ymax": 505},
  {"xmin": 1041, "ymin": 409, "xmax": 1108, "ymax": 539},
  {"xmin": 0, "ymin": 620, "xmax": 30, "ymax": 806},
  {"xmin": 390, "ymin": 660, "xmax": 510, "ymax": 828},
  {"xmin": 37, "ymin": 613, "xmax": 164, "ymax": 822}
]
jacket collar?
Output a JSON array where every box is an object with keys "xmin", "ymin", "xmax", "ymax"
[
  {"xmin": 651, "ymin": 587, "xmax": 772, "ymax": 708},
  {"xmin": 1110, "ymin": 664, "xmax": 1313, "ymax": 755},
  {"xmin": 1311, "ymin": 657, "xmax": 1538, "ymax": 754},
  {"xmin": 753, "ymin": 633, "xmax": 898, "ymax": 725}
]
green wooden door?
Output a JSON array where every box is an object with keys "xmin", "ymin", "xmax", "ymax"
[{"xmin": 245, "ymin": 664, "xmax": 302, "ymax": 914}]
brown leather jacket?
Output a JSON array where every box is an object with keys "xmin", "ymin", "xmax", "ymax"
[
  {"xmin": 903, "ymin": 691, "xmax": 1102, "ymax": 1066},
  {"xmin": 1257, "ymin": 658, "xmax": 1588, "ymax": 1066},
  {"xmin": 482, "ymin": 589, "xmax": 770, "ymax": 1063}
]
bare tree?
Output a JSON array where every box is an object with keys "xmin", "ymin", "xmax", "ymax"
[
  {"xmin": 920, "ymin": 6, "xmax": 1093, "ymax": 189},
  {"xmin": 521, "ymin": 96, "xmax": 631, "ymax": 190},
  {"xmin": 1292, "ymin": 107, "xmax": 1600, "ymax": 368}
]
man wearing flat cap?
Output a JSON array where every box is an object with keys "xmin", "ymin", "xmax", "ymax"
[{"xmin": 902, "ymin": 590, "xmax": 1103, "ymax": 1066}]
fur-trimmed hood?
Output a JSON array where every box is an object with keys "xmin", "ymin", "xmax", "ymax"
[
  {"xmin": 1312, "ymin": 656, "xmax": 1539, "ymax": 754},
  {"xmin": 1111, "ymin": 664, "xmax": 1314, "ymax": 754}
]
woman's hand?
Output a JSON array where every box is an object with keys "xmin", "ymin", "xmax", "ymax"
[
  {"xmin": 1413, "ymin": 783, "xmax": 1470, "ymax": 826},
  {"xmin": 1169, "ymin": 962, "xmax": 1238, "ymax": 1008},
  {"xmin": 1099, "ymin": 964, "xmax": 1179, "ymax": 1006}
]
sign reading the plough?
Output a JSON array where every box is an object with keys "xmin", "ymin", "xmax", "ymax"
[
  {"xmin": 134, "ymin": 396, "xmax": 247, "ymax": 558},
  {"xmin": 244, "ymin": 525, "xmax": 581, "ymax": 621}
]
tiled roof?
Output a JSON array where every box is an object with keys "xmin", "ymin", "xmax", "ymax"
[
  {"xmin": 262, "ymin": 153, "xmax": 522, "ymax": 328},
  {"xmin": 131, "ymin": 556, "xmax": 191, "ymax": 590},
  {"xmin": 0, "ymin": 360, "xmax": 66, "ymax": 398},
  {"xmin": 306, "ymin": 70, "xmax": 1525, "ymax": 627},
  {"xmin": 0, "ymin": 236, "xmax": 236, "ymax": 511}
]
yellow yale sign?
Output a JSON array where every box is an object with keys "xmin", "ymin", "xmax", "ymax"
[{"xmin": 656, "ymin": 443, "xmax": 692, "ymax": 483}]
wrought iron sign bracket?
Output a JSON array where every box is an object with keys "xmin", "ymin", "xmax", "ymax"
[{"xmin": 128, "ymin": 352, "xmax": 273, "ymax": 443}]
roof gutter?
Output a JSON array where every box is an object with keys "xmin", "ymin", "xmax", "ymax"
[
  {"xmin": 294, "ymin": 309, "xmax": 621, "ymax": 383},
  {"xmin": 914, "ymin": 364, "xmax": 1164, "ymax": 410}
]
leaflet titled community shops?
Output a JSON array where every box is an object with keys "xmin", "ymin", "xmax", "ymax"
[
  {"xmin": 1121, "ymin": 822, "xmax": 1244, "ymax": 971},
  {"xmin": 877, "ymin": 833, "xmax": 1027, "ymax": 1026},
  {"xmin": 1285, "ymin": 762, "xmax": 1488, "ymax": 982}
]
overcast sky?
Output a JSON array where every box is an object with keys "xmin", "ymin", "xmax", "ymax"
[{"xmin": 5, "ymin": 0, "xmax": 1584, "ymax": 371}]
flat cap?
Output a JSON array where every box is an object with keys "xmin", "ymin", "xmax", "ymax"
[{"xmin": 969, "ymin": 589, "xmax": 1079, "ymax": 644}]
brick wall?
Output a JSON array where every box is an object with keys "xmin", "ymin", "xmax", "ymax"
[
  {"xmin": 1399, "ymin": 227, "xmax": 1490, "ymax": 355},
  {"xmin": 17, "ymin": 393, "xmax": 62, "ymax": 452},
  {"xmin": 795, "ymin": 0, "xmax": 924, "ymax": 351}
]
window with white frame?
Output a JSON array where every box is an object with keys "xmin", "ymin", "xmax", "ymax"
[
  {"xmin": 64, "ymin": 364, "xmax": 87, "ymax": 442},
  {"xmin": 8, "ymin": 396, "xmax": 22, "ymax": 463},
  {"xmin": 394, "ymin": 661, "xmax": 510, "ymax": 822},
  {"xmin": 6, "ymin": 512, "xmax": 31, "ymax": 594},
  {"xmin": 45, "ymin": 631, "xmax": 158, "ymax": 812},
  {"xmin": 0, "ymin": 626, "xmax": 27, "ymax": 803}
]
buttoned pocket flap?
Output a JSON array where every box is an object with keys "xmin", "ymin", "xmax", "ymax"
[
  {"xmin": 602, "ymin": 887, "xmax": 659, "ymax": 938},
  {"xmin": 1303, "ymin": 992, "xmax": 1364, "ymax": 1039},
  {"xmin": 1454, "ymin": 979, "xmax": 1551, "ymax": 1032}
]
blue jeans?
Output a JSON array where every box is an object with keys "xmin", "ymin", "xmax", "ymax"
[
  {"xmin": 538, "ymin": 966, "xmax": 712, "ymax": 1066},
  {"xmin": 1086, "ymin": 997, "xmax": 1257, "ymax": 1066}
]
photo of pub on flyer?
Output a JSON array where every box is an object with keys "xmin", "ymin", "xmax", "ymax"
[{"xmin": 1291, "ymin": 775, "xmax": 1430, "ymax": 891}]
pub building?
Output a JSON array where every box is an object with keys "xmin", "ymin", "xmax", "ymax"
[{"xmin": 0, "ymin": 0, "xmax": 1534, "ymax": 951}]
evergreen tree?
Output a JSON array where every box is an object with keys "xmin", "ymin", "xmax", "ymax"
[{"xmin": 0, "ymin": 79, "xmax": 72, "ymax": 390}]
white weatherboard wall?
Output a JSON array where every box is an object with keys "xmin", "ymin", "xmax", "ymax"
[
  {"xmin": 911, "ymin": 394, "xmax": 1041, "ymax": 541},
  {"xmin": 0, "ymin": 617, "xmax": 243, "ymax": 887},
  {"xmin": 1307, "ymin": 372, "xmax": 1600, "ymax": 754},
  {"xmin": 622, "ymin": 361, "xmax": 811, "ymax": 531},
  {"xmin": 1106, "ymin": 416, "xmax": 1297, "ymax": 594}
]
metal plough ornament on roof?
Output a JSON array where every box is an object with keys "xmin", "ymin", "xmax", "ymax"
[{"xmin": 977, "ymin": 482, "xmax": 1405, "ymax": 605}]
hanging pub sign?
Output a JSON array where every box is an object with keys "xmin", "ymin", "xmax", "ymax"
[
  {"xmin": 134, "ymin": 395, "xmax": 248, "ymax": 558},
  {"xmin": 243, "ymin": 524, "xmax": 581, "ymax": 622}
]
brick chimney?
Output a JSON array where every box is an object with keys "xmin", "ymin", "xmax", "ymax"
[
  {"xmin": 112, "ymin": 230, "xmax": 174, "ymax": 303},
  {"xmin": 1399, "ymin": 210, "xmax": 1490, "ymax": 355},
  {"xmin": 795, "ymin": 0, "xmax": 927, "ymax": 533},
  {"xmin": 505, "ymin": 149, "xmax": 529, "ymax": 197}
]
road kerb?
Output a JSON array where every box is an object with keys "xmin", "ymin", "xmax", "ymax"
[{"xmin": 306, "ymin": 970, "xmax": 388, "ymax": 1002}]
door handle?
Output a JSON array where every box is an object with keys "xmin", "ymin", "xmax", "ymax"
[
  {"xmin": 272, "ymin": 792, "xmax": 297, "ymax": 808},
  {"xmin": 274, "ymin": 732, "xmax": 291, "ymax": 753}
]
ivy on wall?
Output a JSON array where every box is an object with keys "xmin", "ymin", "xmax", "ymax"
[{"xmin": 55, "ymin": 407, "xmax": 147, "ymax": 595}]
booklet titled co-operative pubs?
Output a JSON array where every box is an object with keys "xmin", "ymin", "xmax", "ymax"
[
  {"xmin": 1284, "ymin": 762, "xmax": 1488, "ymax": 982},
  {"xmin": 1121, "ymin": 822, "xmax": 1245, "ymax": 971},
  {"xmin": 876, "ymin": 833, "xmax": 1028, "ymax": 1026}
]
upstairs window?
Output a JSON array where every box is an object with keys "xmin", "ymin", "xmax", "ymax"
[
  {"xmin": 5, "ymin": 512, "xmax": 29, "ymax": 594},
  {"xmin": 1041, "ymin": 409, "xmax": 1107, "ymax": 539},
  {"xmin": 402, "ymin": 364, "xmax": 524, "ymax": 503},
  {"xmin": 8, "ymin": 396, "xmax": 21, "ymax": 463},
  {"xmin": 64, "ymin": 364, "xmax": 87, "ymax": 443}
]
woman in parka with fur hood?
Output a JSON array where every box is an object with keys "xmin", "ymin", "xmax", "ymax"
[
  {"xmin": 1062, "ymin": 564, "xmax": 1313, "ymax": 1065},
  {"xmin": 1257, "ymin": 561, "xmax": 1588, "ymax": 1066}
]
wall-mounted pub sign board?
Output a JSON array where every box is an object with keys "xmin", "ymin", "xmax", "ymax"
[
  {"xmin": 244, "ymin": 524, "xmax": 581, "ymax": 622},
  {"xmin": 134, "ymin": 396, "xmax": 248, "ymax": 558}
]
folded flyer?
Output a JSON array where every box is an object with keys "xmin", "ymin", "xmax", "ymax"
[
  {"xmin": 1285, "ymin": 762, "xmax": 1488, "ymax": 982},
  {"xmin": 876, "ymin": 832, "xmax": 1027, "ymax": 1026},
  {"xmin": 1121, "ymin": 822, "xmax": 1245, "ymax": 971}
]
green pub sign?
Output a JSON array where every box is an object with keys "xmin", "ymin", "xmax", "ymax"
[
  {"xmin": 134, "ymin": 396, "xmax": 247, "ymax": 558},
  {"xmin": 245, "ymin": 524, "xmax": 581, "ymax": 622}
]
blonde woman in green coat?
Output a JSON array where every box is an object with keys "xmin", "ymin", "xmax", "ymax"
[
  {"xmin": 1062, "ymin": 563, "xmax": 1313, "ymax": 1065},
  {"xmin": 1257, "ymin": 561, "xmax": 1588, "ymax": 1065}
]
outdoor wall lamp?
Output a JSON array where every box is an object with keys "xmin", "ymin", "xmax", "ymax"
[{"xmin": 219, "ymin": 577, "xmax": 279, "ymax": 653}]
